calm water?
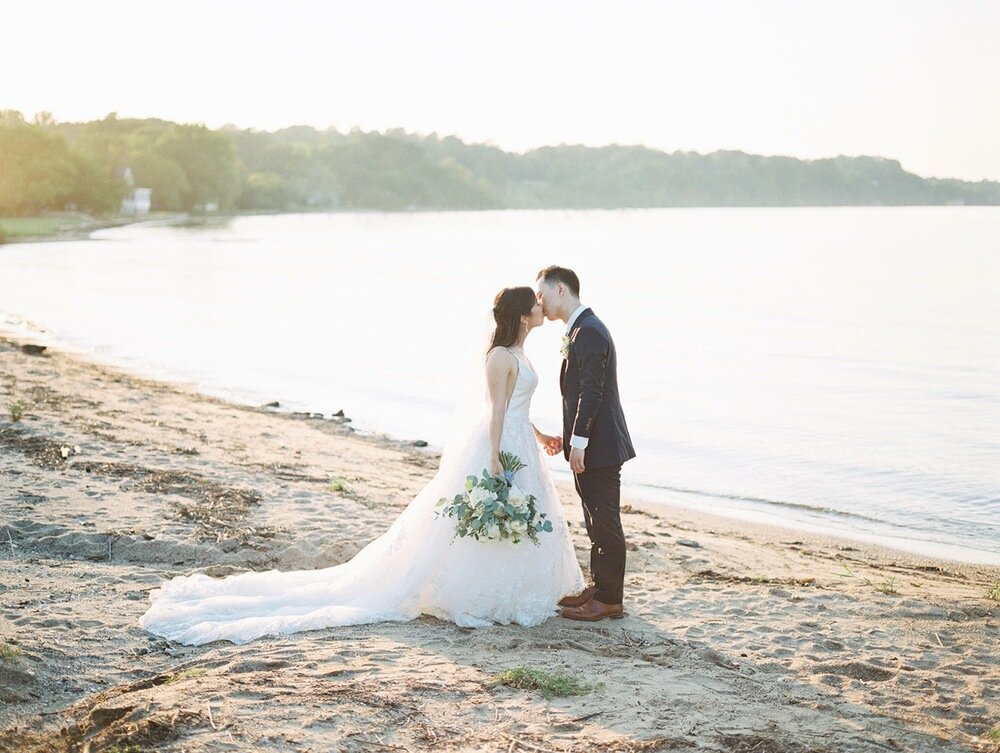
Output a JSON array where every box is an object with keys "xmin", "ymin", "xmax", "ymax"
[{"xmin": 2, "ymin": 208, "xmax": 998, "ymax": 564}]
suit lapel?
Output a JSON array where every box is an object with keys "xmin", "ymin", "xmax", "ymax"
[{"xmin": 559, "ymin": 308, "xmax": 592, "ymax": 394}]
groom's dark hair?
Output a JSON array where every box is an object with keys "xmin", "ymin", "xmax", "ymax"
[{"xmin": 536, "ymin": 266, "xmax": 580, "ymax": 298}]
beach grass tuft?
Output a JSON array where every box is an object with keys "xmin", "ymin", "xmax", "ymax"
[
  {"xmin": 836, "ymin": 565, "xmax": 856, "ymax": 578},
  {"xmin": 493, "ymin": 666, "xmax": 594, "ymax": 699},
  {"xmin": 987, "ymin": 580, "xmax": 1000, "ymax": 602},
  {"xmin": 984, "ymin": 723, "xmax": 1000, "ymax": 741},
  {"xmin": 8, "ymin": 399, "xmax": 28, "ymax": 422},
  {"xmin": 328, "ymin": 476, "xmax": 351, "ymax": 493},
  {"xmin": 0, "ymin": 640, "xmax": 22, "ymax": 659},
  {"xmin": 165, "ymin": 667, "xmax": 208, "ymax": 684},
  {"xmin": 864, "ymin": 576, "xmax": 898, "ymax": 595},
  {"xmin": 877, "ymin": 577, "xmax": 898, "ymax": 595}
]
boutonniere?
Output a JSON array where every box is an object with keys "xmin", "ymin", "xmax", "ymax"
[{"xmin": 560, "ymin": 335, "xmax": 572, "ymax": 359}]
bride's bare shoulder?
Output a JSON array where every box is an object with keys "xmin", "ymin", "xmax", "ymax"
[{"xmin": 485, "ymin": 346, "xmax": 517, "ymax": 370}]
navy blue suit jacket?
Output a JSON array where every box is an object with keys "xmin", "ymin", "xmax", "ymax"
[{"xmin": 560, "ymin": 308, "xmax": 636, "ymax": 469}]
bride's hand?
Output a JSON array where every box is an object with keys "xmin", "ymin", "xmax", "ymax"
[{"xmin": 489, "ymin": 455, "xmax": 504, "ymax": 478}]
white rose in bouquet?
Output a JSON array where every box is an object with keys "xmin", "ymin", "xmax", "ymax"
[
  {"xmin": 469, "ymin": 485, "xmax": 495, "ymax": 508},
  {"xmin": 507, "ymin": 484, "xmax": 529, "ymax": 512},
  {"xmin": 509, "ymin": 519, "xmax": 528, "ymax": 536}
]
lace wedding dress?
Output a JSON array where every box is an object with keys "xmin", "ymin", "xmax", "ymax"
[{"xmin": 140, "ymin": 348, "xmax": 585, "ymax": 645}]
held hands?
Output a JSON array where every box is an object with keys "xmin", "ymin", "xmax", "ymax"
[
  {"xmin": 537, "ymin": 433, "xmax": 563, "ymax": 456},
  {"xmin": 569, "ymin": 446, "xmax": 586, "ymax": 474}
]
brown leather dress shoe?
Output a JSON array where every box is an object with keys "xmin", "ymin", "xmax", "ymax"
[
  {"xmin": 560, "ymin": 599, "xmax": 624, "ymax": 622},
  {"xmin": 558, "ymin": 584, "xmax": 597, "ymax": 608}
]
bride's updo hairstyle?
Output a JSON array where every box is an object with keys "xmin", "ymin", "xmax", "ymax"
[{"xmin": 490, "ymin": 286, "xmax": 536, "ymax": 351}]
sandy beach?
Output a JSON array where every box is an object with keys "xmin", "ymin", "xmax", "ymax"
[{"xmin": 1, "ymin": 335, "xmax": 998, "ymax": 753}]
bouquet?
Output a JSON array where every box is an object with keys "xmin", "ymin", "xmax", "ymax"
[{"xmin": 436, "ymin": 451, "xmax": 554, "ymax": 545}]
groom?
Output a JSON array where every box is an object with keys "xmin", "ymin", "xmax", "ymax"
[{"xmin": 536, "ymin": 266, "xmax": 636, "ymax": 621}]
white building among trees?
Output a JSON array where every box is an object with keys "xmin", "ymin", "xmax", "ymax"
[{"xmin": 119, "ymin": 167, "xmax": 152, "ymax": 217}]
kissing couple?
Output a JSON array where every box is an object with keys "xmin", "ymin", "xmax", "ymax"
[{"xmin": 141, "ymin": 265, "xmax": 635, "ymax": 645}]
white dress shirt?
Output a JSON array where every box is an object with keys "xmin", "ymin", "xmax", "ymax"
[
  {"xmin": 565, "ymin": 303, "xmax": 588, "ymax": 336},
  {"xmin": 565, "ymin": 303, "xmax": 590, "ymax": 451}
]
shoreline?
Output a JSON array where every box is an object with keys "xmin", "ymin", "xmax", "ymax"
[
  {"xmin": 621, "ymin": 483, "xmax": 1000, "ymax": 569},
  {"xmin": 1, "ymin": 335, "xmax": 999, "ymax": 752},
  {"xmin": 0, "ymin": 212, "xmax": 189, "ymax": 245},
  {"xmin": 4, "ymin": 204, "xmax": 998, "ymax": 247},
  {"xmin": 2, "ymin": 312, "xmax": 995, "ymax": 569}
]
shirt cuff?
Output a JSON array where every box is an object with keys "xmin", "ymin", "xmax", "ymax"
[{"xmin": 570, "ymin": 435, "xmax": 589, "ymax": 449}]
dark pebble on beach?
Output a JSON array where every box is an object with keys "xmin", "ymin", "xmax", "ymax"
[
  {"xmin": 263, "ymin": 401, "xmax": 280, "ymax": 408},
  {"xmin": 413, "ymin": 440, "xmax": 428, "ymax": 447}
]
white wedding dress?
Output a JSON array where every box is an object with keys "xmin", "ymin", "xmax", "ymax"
[{"xmin": 140, "ymin": 348, "xmax": 585, "ymax": 645}]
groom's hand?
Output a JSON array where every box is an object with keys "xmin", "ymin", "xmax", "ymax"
[{"xmin": 569, "ymin": 447, "xmax": 586, "ymax": 474}]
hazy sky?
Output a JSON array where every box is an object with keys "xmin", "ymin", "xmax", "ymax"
[{"xmin": 4, "ymin": 1, "xmax": 999, "ymax": 180}]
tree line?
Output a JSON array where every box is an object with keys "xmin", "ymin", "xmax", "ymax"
[{"xmin": 2, "ymin": 110, "xmax": 998, "ymax": 216}]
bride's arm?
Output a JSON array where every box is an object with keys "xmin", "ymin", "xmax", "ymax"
[
  {"xmin": 532, "ymin": 423, "xmax": 563, "ymax": 456},
  {"xmin": 485, "ymin": 349, "xmax": 516, "ymax": 476}
]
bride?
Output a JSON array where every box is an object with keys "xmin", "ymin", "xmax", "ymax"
[{"xmin": 140, "ymin": 286, "xmax": 585, "ymax": 645}]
